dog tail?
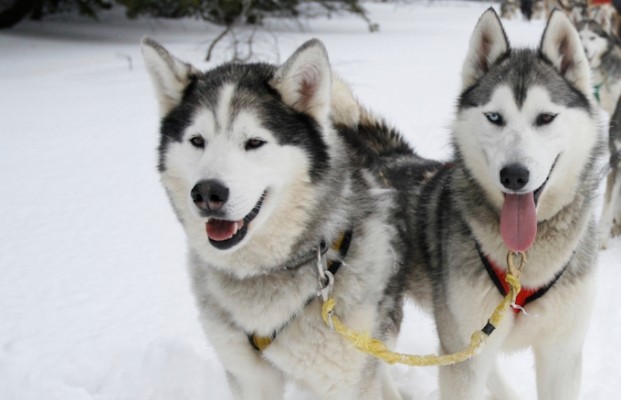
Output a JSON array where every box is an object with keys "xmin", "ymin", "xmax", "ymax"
[
  {"xmin": 330, "ymin": 75, "xmax": 443, "ymax": 187},
  {"xmin": 330, "ymin": 75, "xmax": 413, "ymax": 160}
]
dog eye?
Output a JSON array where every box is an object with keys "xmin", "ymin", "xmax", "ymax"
[
  {"xmin": 484, "ymin": 112, "xmax": 504, "ymax": 126},
  {"xmin": 535, "ymin": 113, "xmax": 557, "ymax": 126},
  {"xmin": 245, "ymin": 138, "xmax": 266, "ymax": 151},
  {"xmin": 189, "ymin": 136, "xmax": 205, "ymax": 148}
]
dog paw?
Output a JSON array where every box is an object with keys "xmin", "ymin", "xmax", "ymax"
[{"xmin": 611, "ymin": 223, "xmax": 621, "ymax": 238}]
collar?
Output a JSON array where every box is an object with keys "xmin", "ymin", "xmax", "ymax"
[
  {"xmin": 593, "ymin": 82, "xmax": 602, "ymax": 103},
  {"xmin": 593, "ymin": 73, "xmax": 609, "ymax": 104},
  {"xmin": 476, "ymin": 244, "xmax": 568, "ymax": 314},
  {"xmin": 249, "ymin": 228, "xmax": 354, "ymax": 352}
]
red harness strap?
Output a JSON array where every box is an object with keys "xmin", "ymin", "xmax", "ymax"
[
  {"xmin": 476, "ymin": 244, "xmax": 568, "ymax": 314},
  {"xmin": 484, "ymin": 257, "xmax": 540, "ymax": 313}
]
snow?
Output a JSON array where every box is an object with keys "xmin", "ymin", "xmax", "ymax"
[{"xmin": 1, "ymin": 2, "xmax": 619, "ymax": 399}]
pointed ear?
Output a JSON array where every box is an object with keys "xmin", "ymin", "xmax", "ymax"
[
  {"xmin": 141, "ymin": 37, "xmax": 199, "ymax": 116},
  {"xmin": 594, "ymin": 8, "xmax": 613, "ymax": 35},
  {"xmin": 270, "ymin": 39, "xmax": 332, "ymax": 126},
  {"xmin": 461, "ymin": 8, "xmax": 510, "ymax": 90},
  {"xmin": 539, "ymin": 10, "xmax": 591, "ymax": 95}
]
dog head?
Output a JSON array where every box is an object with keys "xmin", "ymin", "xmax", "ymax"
[
  {"xmin": 142, "ymin": 39, "xmax": 349, "ymax": 276},
  {"xmin": 576, "ymin": 18, "xmax": 613, "ymax": 68},
  {"xmin": 454, "ymin": 8, "xmax": 600, "ymax": 251}
]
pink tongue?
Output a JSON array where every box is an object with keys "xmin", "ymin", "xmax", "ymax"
[
  {"xmin": 206, "ymin": 220, "xmax": 241, "ymax": 242},
  {"xmin": 500, "ymin": 193, "xmax": 537, "ymax": 252}
]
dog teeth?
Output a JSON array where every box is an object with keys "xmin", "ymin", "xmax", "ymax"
[
  {"xmin": 231, "ymin": 220, "xmax": 244, "ymax": 237},
  {"xmin": 206, "ymin": 218, "xmax": 244, "ymax": 242},
  {"xmin": 222, "ymin": 220, "xmax": 244, "ymax": 239}
]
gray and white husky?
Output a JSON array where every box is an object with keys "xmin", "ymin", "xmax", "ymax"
[
  {"xmin": 399, "ymin": 9, "xmax": 604, "ymax": 399},
  {"xmin": 576, "ymin": 16, "xmax": 621, "ymax": 247},
  {"xmin": 141, "ymin": 38, "xmax": 420, "ymax": 399}
]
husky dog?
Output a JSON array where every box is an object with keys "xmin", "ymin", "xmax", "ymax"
[
  {"xmin": 140, "ymin": 37, "xmax": 423, "ymax": 399},
  {"xmin": 500, "ymin": 0, "xmax": 545, "ymax": 20},
  {"xmin": 501, "ymin": 0, "xmax": 520, "ymax": 20},
  {"xmin": 543, "ymin": 0, "xmax": 587, "ymax": 21},
  {"xmin": 582, "ymin": 4, "xmax": 621, "ymax": 39},
  {"xmin": 577, "ymin": 16, "xmax": 621, "ymax": 246},
  {"xmin": 532, "ymin": 0, "xmax": 546, "ymax": 20},
  {"xmin": 401, "ymin": 9, "xmax": 604, "ymax": 399},
  {"xmin": 601, "ymin": 100, "xmax": 621, "ymax": 244}
]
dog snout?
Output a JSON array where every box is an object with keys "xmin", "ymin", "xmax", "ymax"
[
  {"xmin": 500, "ymin": 164, "xmax": 529, "ymax": 191},
  {"xmin": 191, "ymin": 180, "xmax": 229, "ymax": 212}
]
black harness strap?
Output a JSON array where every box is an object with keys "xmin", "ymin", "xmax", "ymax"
[
  {"xmin": 476, "ymin": 243, "xmax": 571, "ymax": 309},
  {"xmin": 326, "ymin": 229, "xmax": 353, "ymax": 275}
]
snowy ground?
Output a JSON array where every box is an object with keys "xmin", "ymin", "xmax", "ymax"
[{"xmin": 1, "ymin": 2, "xmax": 620, "ymax": 399}]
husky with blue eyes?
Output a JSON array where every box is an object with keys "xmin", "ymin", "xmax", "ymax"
[{"xmin": 401, "ymin": 8, "xmax": 605, "ymax": 399}]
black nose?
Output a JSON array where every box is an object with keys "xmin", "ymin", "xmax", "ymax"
[
  {"xmin": 191, "ymin": 180, "xmax": 229, "ymax": 212},
  {"xmin": 500, "ymin": 164, "xmax": 530, "ymax": 191}
]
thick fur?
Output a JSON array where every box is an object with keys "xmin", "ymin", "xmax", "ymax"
[
  {"xmin": 141, "ymin": 37, "xmax": 421, "ymax": 400},
  {"xmin": 577, "ymin": 16, "xmax": 621, "ymax": 247},
  {"xmin": 394, "ymin": 9, "xmax": 604, "ymax": 399}
]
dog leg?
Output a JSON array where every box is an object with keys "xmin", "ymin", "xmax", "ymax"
[
  {"xmin": 486, "ymin": 361, "xmax": 520, "ymax": 400},
  {"xmin": 605, "ymin": 100, "xmax": 621, "ymax": 241},
  {"xmin": 226, "ymin": 368, "xmax": 285, "ymax": 400},
  {"xmin": 218, "ymin": 342, "xmax": 285, "ymax": 400},
  {"xmin": 380, "ymin": 363, "xmax": 403, "ymax": 400},
  {"xmin": 609, "ymin": 167, "xmax": 621, "ymax": 237},
  {"xmin": 326, "ymin": 355, "xmax": 399, "ymax": 400},
  {"xmin": 436, "ymin": 289, "xmax": 512, "ymax": 400},
  {"xmin": 438, "ymin": 348, "xmax": 498, "ymax": 400},
  {"xmin": 201, "ymin": 313, "xmax": 285, "ymax": 400},
  {"xmin": 598, "ymin": 170, "xmax": 616, "ymax": 249},
  {"xmin": 534, "ymin": 341, "xmax": 583, "ymax": 400}
]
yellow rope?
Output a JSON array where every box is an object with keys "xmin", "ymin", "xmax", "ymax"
[{"xmin": 320, "ymin": 251, "xmax": 525, "ymax": 367}]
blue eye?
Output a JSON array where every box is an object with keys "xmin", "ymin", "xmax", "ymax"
[{"xmin": 485, "ymin": 112, "xmax": 504, "ymax": 126}]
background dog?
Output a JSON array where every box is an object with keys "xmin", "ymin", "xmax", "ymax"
[{"xmin": 576, "ymin": 14, "xmax": 621, "ymax": 247}]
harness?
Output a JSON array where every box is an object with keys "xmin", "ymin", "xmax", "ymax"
[
  {"xmin": 476, "ymin": 244, "xmax": 569, "ymax": 313},
  {"xmin": 247, "ymin": 229, "xmax": 353, "ymax": 352},
  {"xmin": 593, "ymin": 69, "xmax": 612, "ymax": 105},
  {"xmin": 593, "ymin": 81, "xmax": 603, "ymax": 104},
  {"xmin": 306, "ymin": 161, "xmax": 573, "ymax": 366}
]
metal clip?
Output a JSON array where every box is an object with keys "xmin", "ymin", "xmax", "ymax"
[
  {"xmin": 318, "ymin": 270, "xmax": 334, "ymax": 302},
  {"xmin": 316, "ymin": 241, "xmax": 330, "ymax": 293}
]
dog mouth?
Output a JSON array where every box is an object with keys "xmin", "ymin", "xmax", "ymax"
[
  {"xmin": 499, "ymin": 157, "xmax": 557, "ymax": 252},
  {"xmin": 206, "ymin": 192, "xmax": 266, "ymax": 250}
]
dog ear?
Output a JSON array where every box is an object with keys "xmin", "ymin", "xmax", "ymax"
[
  {"xmin": 539, "ymin": 10, "xmax": 592, "ymax": 96},
  {"xmin": 461, "ymin": 8, "xmax": 510, "ymax": 90},
  {"xmin": 594, "ymin": 8, "xmax": 613, "ymax": 36},
  {"xmin": 270, "ymin": 39, "xmax": 332, "ymax": 126},
  {"xmin": 141, "ymin": 37, "xmax": 198, "ymax": 116}
]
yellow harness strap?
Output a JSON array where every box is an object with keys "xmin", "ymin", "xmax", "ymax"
[
  {"xmin": 321, "ymin": 251, "xmax": 525, "ymax": 367},
  {"xmin": 250, "ymin": 335, "xmax": 274, "ymax": 352}
]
